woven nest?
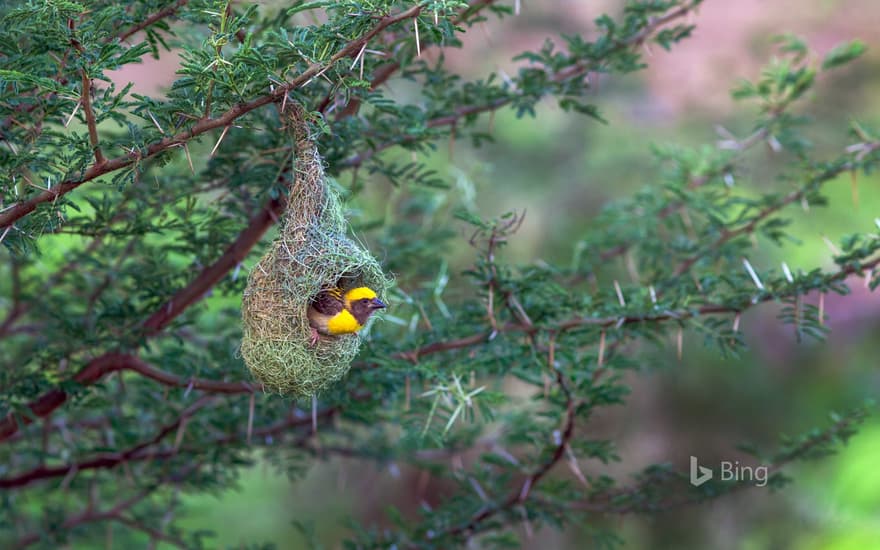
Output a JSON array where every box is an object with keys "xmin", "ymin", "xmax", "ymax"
[{"xmin": 240, "ymin": 108, "xmax": 390, "ymax": 397}]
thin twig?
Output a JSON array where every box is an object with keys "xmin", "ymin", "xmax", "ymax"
[{"xmin": 0, "ymin": 4, "xmax": 426, "ymax": 229}]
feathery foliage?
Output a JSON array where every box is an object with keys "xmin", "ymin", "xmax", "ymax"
[{"xmin": 0, "ymin": 1, "xmax": 877, "ymax": 548}]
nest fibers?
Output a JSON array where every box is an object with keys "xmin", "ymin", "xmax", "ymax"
[{"xmin": 240, "ymin": 108, "xmax": 390, "ymax": 397}]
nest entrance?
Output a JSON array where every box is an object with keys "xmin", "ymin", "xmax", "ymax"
[{"xmin": 240, "ymin": 108, "xmax": 389, "ymax": 397}]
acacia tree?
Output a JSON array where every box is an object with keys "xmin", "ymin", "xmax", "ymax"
[{"xmin": 0, "ymin": 0, "xmax": 877, "ymax": 548}]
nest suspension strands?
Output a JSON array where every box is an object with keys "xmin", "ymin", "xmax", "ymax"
[{"xmin": 240, "ymin": 105, "xmax": 390, "ymax": 397}]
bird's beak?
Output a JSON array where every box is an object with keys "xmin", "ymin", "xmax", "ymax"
[{"xmin": 371, "ymin": 298, "xmax": 386, "ymax": 309}]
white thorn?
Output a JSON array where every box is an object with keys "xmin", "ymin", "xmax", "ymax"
[
  {"xmin": 613, "ymin": 280, "xmax": 626, "ymax": 307},
  {"xmin": 414, "ymin": 19, "xmax": 421, "ymax": 57},
  {"xmin": 743, "ymin": 258, "xmax": 764, "ymax": 290},
  {"xmin": 782, "ymin": 261, "xmax": 794, "ymax": 283}
]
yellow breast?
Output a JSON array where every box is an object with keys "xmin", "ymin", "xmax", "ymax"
[{"xmin": 326, "ymin": 309, "xmax": 362, "ymax": 335}]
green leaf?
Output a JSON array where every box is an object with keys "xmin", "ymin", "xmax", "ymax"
[{"xmin": 822, "ymin": 39, "xmax": 867, "ymax": 70}]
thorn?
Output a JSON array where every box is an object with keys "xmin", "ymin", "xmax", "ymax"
[
  {"xmin": 0, "ymin": 225, "xmax": 11, "ymax": 246},
  {"xmin": 625, "ymin": 251, "xmax": 640, "ymax": 283},
  {"xmin": 715, "ymin": 124, "xmax": 737, "ymax": 140},
  {"xmin": 64, "ymin": 100, "xmax": 82, "ymax": 128},
  {"xmin": 649, "ymin": 285, "xmax": 657, "ymax": 305},
  {"xmin": 676, "ymin": 327, "xmax": 683, "ymax": 361},
  {"xmin": 414, "ymin": 18, "xmax": 421, "ymax": 57},
  {"xmin": 147, "ymin": 109, "xmax": 165, "ymax": 135},
  {"xmin": 822, "ymin": 235, "xmax": 841, "ymax": 256},
  {"xmin": 742, "ymin": 258, "xmax": 764, "ymax": 290},
  {"xmin": 350, "ymin": 42, "xmax": 367, "ymax": 71},
  {"xmin": 182, "ymin": 143, "xmax": 194, "ymax": 174},
  {"xmin": 597, "ymin": 330, "xmax": 606, "ymax": 367},
  {"xmin": 211, "ymin": 125, "xmax": 231, "ymax": 157},
  {"xmin": 468, "ymin": 477, "xmax": 488, "ymax": 502},
  {"xmin": 173, "ymin": 416, "xmax": 188, "ymax": 451},
  {"xmin": 565, "ymin": 443, "xmax": 589, "ymax": 487},
  {"xmin": 518, "ymin": 477, "xmax": 532, "ymax": 501},
  {"xmin": 732, "ymin": 312, "xmax": 741, "ymax": 332},
  {"xmin": 782, "ymin": 261, "xmax": 794, "ymax": 283},
  {"xmin": 519, "ymin": 505, "xmax": 533, "ymax": 539},
  {"xmin": 613, "ymin": 280, "xmax": 626, "ymax": 306},
  {"xmin": 818, "ymin": 293, "xmax": 825, "ymax": 326},
  {"xmin": 692, "ymin": 273, "xmax": 704, "ymax": 292}
]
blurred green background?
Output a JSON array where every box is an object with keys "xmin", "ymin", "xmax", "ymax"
[{"xmin": 108, "ymin": 1, "xmax": 880, "ymax": 548}]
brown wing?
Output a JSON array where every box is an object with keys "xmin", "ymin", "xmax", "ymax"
[{"xmin": 310, "ymin": 289, "xmax": 344, "ymax": 316}]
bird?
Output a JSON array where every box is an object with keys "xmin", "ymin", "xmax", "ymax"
[{"xmin": 307, "ymin": 286, "xmax": 386, "ymax": 346}]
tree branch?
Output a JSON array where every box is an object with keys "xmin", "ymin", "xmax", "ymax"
[
  {"xmin": 397, "ymin": 250, "xmax": 880, "ymax": 363},
  {"xmin": 142, "ymin": 196, "xmax": 285, "ymax": 335},
  {"xmin": 0, "ymin": 4, "xmax": 425, "ymax": 230},
  {"xmin": 341, "ymin": 1, "xmax": 700, "ymax": 169},
  {"xmin": 0, "ymin": 354, "xmax": 250, "ymax": 443},
  {"xmin": 0, "ymin": 400, "xmax": 336, "ymax": 489},
  {"xmin": 11, "ymin": 468, "xmax": 193, "ymax": 548},
  {"xmin": 329, "ymin": 0, "xmax": 499, "ymax": 119},
  {"xmin": 672, "ymin": 148, "xmax": 879, "ymax": 277},
  {"xmin": 433, "ymin": 337, "xmax": 578, "ymax": 543},
  {"xmin": 78, "ymin": 68, "xmax": 104, "ymax": 165},
  {"xmin": 117, "ymin": 0, "xmax": 189, "ymax": 43}
]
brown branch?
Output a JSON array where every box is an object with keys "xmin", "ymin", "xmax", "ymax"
[
  {"xmin": 672, "ymin": 149, "xmax": 879, "ymax": 277},
  {"xmin": 398, "ymin": 250, "xmax": 880, "ymax": 364},
  {"xmin": 0, "ymin": 397, "xmax": 209, "ymax": 490},
  {"xmin": 0, "ymin": 354, "xmax": 251, "ymax": 443},
  {"xmin": 11, "ymin": 468, "xmax": 194, "ymax": 549},
  {"xmin": 1, "ymin": 396, "xmax": 212, "ymax": 490},
  {"xmin": 436, "ymin": 337, "xmax": 578, "ymax": 542},
  {"xmin": 142, "ymin": 195, "xmax": 285, "ymax": 334},
  {"xmin": 574, "ymin": 404, "xmax": 867, "ymax": 515},
  {"xmin": 330, "ymin": 0, "xmax": 499, "ymax": 119},
  {"xmin": 9, "ymin": 242, "xmax": 877, "ymax": 447},
  {"xmin": 0, "ymin": 4, "xmax": 424, "ymax": 230},
  {"xmin": 340, "ymin": 1, "xmax": 699, "ymax": 169},
  {"xmin": 0, "ymin": 0, "xmax": 186, "ymax": 137},
  {"xmin": 0, "ymin": 191, "xmax": 136, "ymax": 340},
  {"xmin": 69, "ymin": 21, "xmax": 106, "ymax": 167},
  {"xmin": 79, "ymin": 68, "xmax": 105, "ymax": 165},
  {"xmin": 0, "ymin": 115, "xmax": 297, "ymax": 442},
  {"xmin": 0, "ymin": 400, "xmax": 336, "ymax": 489},
  {"xmin": 340, "ymin": 98, "xmax": 510, "ymax": 168},
  {"xmin": 118, "ymin": 0, "xmax": 189, "ymax": 43}
]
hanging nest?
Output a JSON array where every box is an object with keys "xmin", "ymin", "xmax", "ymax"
[{"xmin": 240, "ymin": 106, "xmax": 390, "ymax": 397}]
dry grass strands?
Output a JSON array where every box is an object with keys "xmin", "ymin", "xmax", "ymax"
[{"xmin": 241, "ymin": 106, "xmax": 390, "ymax": 397}]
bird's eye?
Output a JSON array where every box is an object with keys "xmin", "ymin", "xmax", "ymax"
[{"xmin": 361, "ymin": 298, "xmax": 369, "ymax": 304}]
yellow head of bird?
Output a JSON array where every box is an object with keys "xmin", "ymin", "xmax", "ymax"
[{"xmin": 343, "ymin": 286, "xmax": 386, "ymax": 311}]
